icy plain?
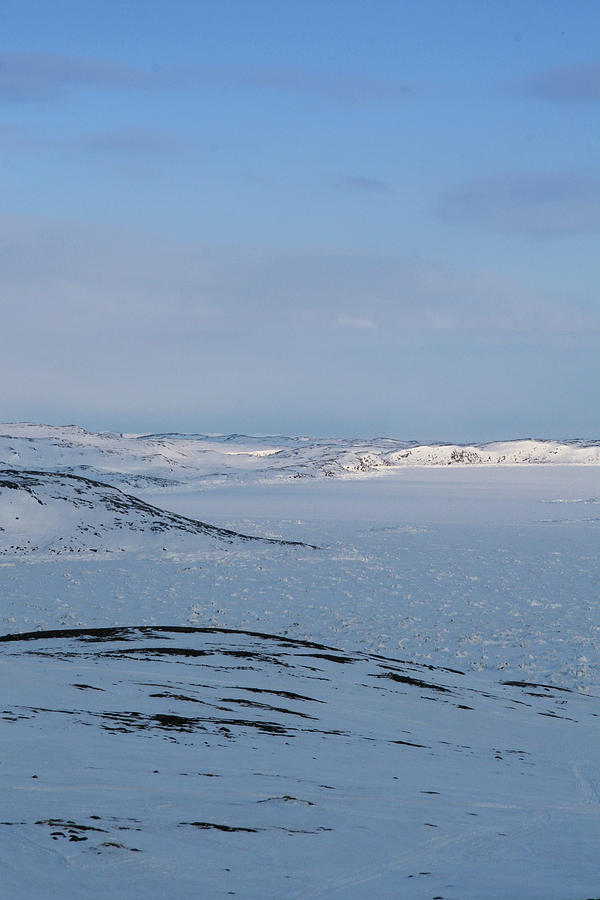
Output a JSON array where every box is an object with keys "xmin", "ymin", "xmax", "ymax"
[{"xmin": 1, "ymin": 425, "xmax": 599, "ymax": 898}]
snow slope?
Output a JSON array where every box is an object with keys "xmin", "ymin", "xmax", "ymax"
[
  {"xmin": 1, "ymin": 625, "xmax": 599, "ymax": 899},
  {"xmin": 0, "ymin": 469, "xmax": 310, "ymax": 558}
]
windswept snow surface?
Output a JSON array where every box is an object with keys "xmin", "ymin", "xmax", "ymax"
[{"xmin": 1, "ymin": 424, "xmax": 600, "ymax": 898}]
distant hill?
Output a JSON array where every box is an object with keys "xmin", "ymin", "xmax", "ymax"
[{"xmin": 1, "ymin": 424, "xmax": 599, "ymax": 495}]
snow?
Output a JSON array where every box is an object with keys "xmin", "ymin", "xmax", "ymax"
[
  {"xmin": 0, "ymin": 470, "xmax": 310, "ymax": 558},
  {"xmin": 2, "ymin": 425, "xmax": 600, "ymax": 497},
  {"xmin": 1, "ymin": 424, "xmax": 600, "ymax": 897},
  {"xmin": 2, "ymin": 625, "xmax": 599, "ymax": 899}
]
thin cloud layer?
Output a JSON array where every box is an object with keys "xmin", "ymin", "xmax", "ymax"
[
  {"xmin": 0, "ymin": 51, "xmax": 410, "ymax": 104},
  {"xmin": 0, "ymin": 214, "xmax": 592, "ymax": 343},
  {"xmin": 437, "ymin": 173, "xmax": 600, "ymax": 238},
  {"xmin": 83, "ymin": 128, "xmax": 182, "ymax": 156},
  {"xmin": 334, "ymin": 175, "xmax": 393, "ymax": 195},
  {"xmin": 0, "ymin": 214, "xmax": 596, "ymax": 433},
  {"xmin": 199, "ymin": 65, "xmax": 410, "ymax": 102},
  {"xmin": 337, "ymin": 316, "xmax": 377, "ymax": 330},
  {"xmin": 523, "ymin": 62, "xmax": 600, "ymax": 102},
  {"xmin": 0, "ymin": 52, "xmax": 148, "ymax": 100}
]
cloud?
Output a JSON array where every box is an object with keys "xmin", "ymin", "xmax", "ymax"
[
  {"xmin": 0, "ymin": 51, "xmax": 410, "ymax": 104},
  {"xmin": 0, "ymin": 214, "xmax": 596, "ymax": 432},
  {"xmin": 82, "ymin": 128, "xmax": 182, "ymax": 156},
  {"xmin": 334, "ymin": 175, "xmax": 393, "ymax": 194},
  {"xmin": 0, "ymin": 52, "xmax": 148, "ymax": 100},
  {"xmin": 437, "ymin": 173, "xmax": 600, "ymax": 238},
  {"xmin": 337, "ymin": 316, "xmax": 377, "ymax": 330},
  {"xmin": 522, "ymin": 62, "xmax": 600, "ymax": 102},
  {"xmin": 0, "ymin": 214, "xmax": 592, "ymax": 345},
  {"xmin": 208, "ymin": 66, "xmax": 410, "ymax": 103}
]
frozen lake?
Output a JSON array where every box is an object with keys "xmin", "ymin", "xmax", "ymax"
[
  {"xmin": 3, "ymin": 467, "xmax": 599, "ymax": 689},
  {"xmin": 146, "ymin": 465, "xmax": 600, "ymax": 526}
]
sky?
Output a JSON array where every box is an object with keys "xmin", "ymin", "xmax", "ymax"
[{"xmin": 1, "ymin": 0, "xmax": 600, "ymax": 439}]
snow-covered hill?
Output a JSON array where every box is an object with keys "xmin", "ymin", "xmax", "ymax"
[
  {"xmin": 0, "ymin": 469, "xmax": 310, "ymax": 558},
  {"xmin": 1, "ymin": 424, "xmax": 599, "ymax": 496},
  {"xmin": 2, "ymin": 624, "xmax": 599, "ymax": 899}
]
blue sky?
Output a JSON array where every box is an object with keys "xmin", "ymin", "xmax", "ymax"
[{"xmin": 1, "ymin": 0, "xmax": 600, "ymax": 437}]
